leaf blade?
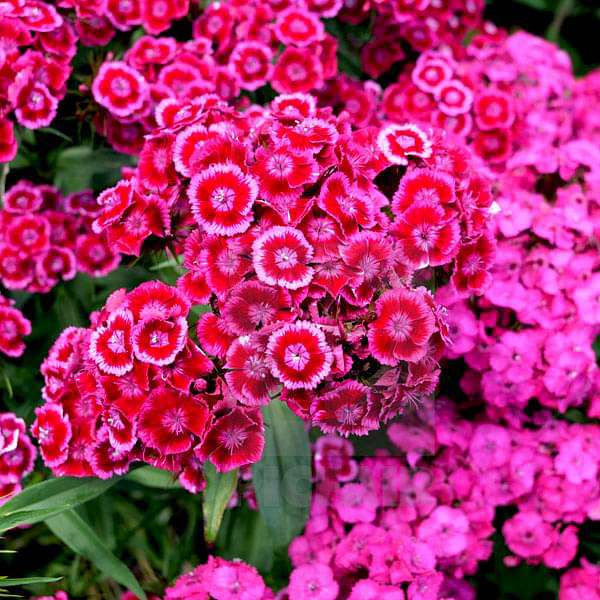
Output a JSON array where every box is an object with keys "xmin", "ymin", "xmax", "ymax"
[
  {"xmin": 203, "ymin": 463, "xmax": 238, "ymax": 544},
  {"xmin": 251, "ymin": 400, "xmax": 311, "ymax": 548},
  {"xmin": 46, "ymin": 510, "xmax": 146, "ymax": 600}
]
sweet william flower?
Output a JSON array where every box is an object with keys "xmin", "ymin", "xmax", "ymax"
[
  {"xmin": 266, "ymin": 321, "xmax": 333, "ymax": 390},
  {"xmin": 368, "ymin": 287, "xmax": 437, "ymax": 365},
  {"xmin": 138, "ymin": 387, "xmax": 210, "ymax": 455}
]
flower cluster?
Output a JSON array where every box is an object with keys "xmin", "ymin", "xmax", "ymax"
[
  {"xmin": 0, "ymin": 412, "xmax": 36, "ymax": 504},
  {"xmin": 91, "ymin": 93, "xmax": 496, "ymax": 437},
  {"xmin": 0, "ymin": 180, "xmax": 120, "ymax": 293},
  {"xmin": 0, "ymin": 293, "xmax": 30, "ymax": 358},
  {"xmin": 32, "ymin": 281, "xmax": 265, "ymax": 483},
  {"xmin": 91, "ymin": 1, "xmax": 340, "ymax": 154},
  {"xmin": 164, "ymin": 556, "xmax": 274, "ymax": 600},
  {"xmin": 432, "ymin": 33, "xmax": 600, "ymax": 417},
  {"xmin": 280, "ymin": 399, "xmax": 600, "ymax": 597},
  {"xmin": 0, "ymin": 0, "xmax": 77, "ymax": 162}
]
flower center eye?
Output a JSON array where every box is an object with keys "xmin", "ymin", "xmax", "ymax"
[
  {"xmin": 210, "ymin": 187, "xmax": 236, "ymax": 211},
  {"xmin": 274, "ymin": 247, "xmax": 299, "ymax": 269},
  {"xmin": 284, "ymin": 343, "xmax": 310, "ymax": 371}
]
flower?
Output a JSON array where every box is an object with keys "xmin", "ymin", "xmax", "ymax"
[
  {"xmin": 368, "ymin": 288, "xmax": 437, "ymax": 365},
  {"xmin": 266, "ymin": 321, "xmax": 333, "ymax": 390}
]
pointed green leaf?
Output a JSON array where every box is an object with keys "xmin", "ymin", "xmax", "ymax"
[
  {"xmin": 252, "ymin": 400, "xmax": 311, "ymax": 548},
  {"xmin": 203, "ymin": 463, "xmax": 238, "ymax": 544},
  {"xmin": 126, "ymin": 466, "xmax": 180, "ymax": 489},
  {"xmin": 0, "ymin": 577, "xmax": 61, "ymax": 587},
  {"xmin": 0, "ymin": 477, "xmax": 118, "ymax": 531},
  {"xmin": 46, "ymin": 510, "xmax": 146, "ymax": 600}
]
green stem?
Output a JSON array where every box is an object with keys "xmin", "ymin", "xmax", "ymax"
[
  {"xmin": 546, "ymin": 0, "xmax": 575, "ymax": 42},
  {"xmin": 0, "ymin": 162, "xmax": 9, "ymax": 208}
]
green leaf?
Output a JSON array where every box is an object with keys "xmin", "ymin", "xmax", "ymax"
[
  {"xmin": 0, "ymin": 477, "xmax": 118, "ymax": 531},
  {"xmin": 0, "ymin": 577, "xmax": 61, "ymax": 587},
  {"xmin": 202, "ymin": 463, "xmax": 238, "ymax": 544},
  {"xmin": 46, "ymin": 510, "xmax": 146, "ymax": 600},
  {"xmin": 53, "ymin": 146, "xmax": 134, "ymax": 194},
  {"xmin": 126, "ymin": 466, "xmax": 180, "ymax": 489},
  {"xmin": 216, "ymin": 506, "xmax": 274, "ymax": 573},
  {"xmin": 252, "ymin": 400, "xmax": 311, "ymax": 548}
]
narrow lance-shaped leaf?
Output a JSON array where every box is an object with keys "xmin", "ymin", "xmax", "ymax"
[
  {"xmin": 0, "ymin": 477, "xmax": 118, "ymax": 532},
  {"xmin": 252, "ymin": 400, "xmax": 312, "ymax": 548},
  {"xmin": 46, "ymin": 510, "xmax": 146, "ymax": 600},
  {"xmin": 203, "ymin": 463, "xmax": 238, "ymax": 544}
]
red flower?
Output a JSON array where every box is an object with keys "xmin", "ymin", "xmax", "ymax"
[
  {"xmin": 434, "ymin": 80, "xmax": 473, "ymax": 117},
  {"xmin": 267, "ymin": 321, "xmax": 333, "ymax": 389},
  {"xmin": 0, "ymin": 119, "xmax": 17, "ymax": 164},
  {"xmin": 93, "ymin": 179, "xmax": 135, "ymax": 232},
  {"xmin": 368, "ymin": 287, "xmax": 436, "ymax": 365},
  {"xmin": 252, "ymin": 144, "xmax": 318, "ymax": 204},
  {"xmin": 229, "ymin": 42, "xmax": 273, "ymax": 91},
  {"xmin": 274, "ymin": 8, "xmax": 325, "ymax": 47},
  {"xmin": 173, "ymin": 124, "xmax": 210, "ymax": 177},
  {"xmin": 451, "ymin": 233, "xmax": 495, "ymax": 295},
  {"xmin": 0, "ymin": 245, "xmax": 33, "ymax": 290},
  {"xmin": 75, "ymin": 233, "xmax": 120, "ymax": 277},
  {"xmin": 160, "ymin": 340, "xmax": 213, "ymax": 393},
  {"xmin": 317, "ymin": 172, "xmax": 374, "ymax": 233},
  {"xmin": 0, "ymin": 413, "xmax": 36, "ymax": 484},
  {"xmin": 412, "ymin": 56, "xmax": 453, "ymax": 94},
  {"xmin": 339, "ymin": 231, "xmax": 393, "ymax": 305},
  {"xmin": 31, "ymin": 404, "xmax": 72, "ymax": 468},
  {"xmin": 311, "ymin": 380, "xmax": 377, "ymax": 437},
  {"xmin": 377, "ymin": 123, "xmax": 432, "ymax": 165},
  {"xmin": 132, "ymin": 316, "xmax": 187, "ymax": 366},
  {"xmin": 196, "ymin": 407, "xmax": 264, "ymax": 472},
  {"xmin": 253, "ymin": 226, "xmax": 314, "ymax": 290},
  {"xmin": 225, "ymin": 335, "xmax": 278, "ymax": 406},
  {"xmin": 5, "ymin": 214, "xmax": 50, "ymax": 253},
  {"xmin": 20, "ymin": 1, "xmax": 63, "ymax": 31},
  {"xmin": 473, "ymin": 128, "xmax": 512, "ymax": 164},
  {"xmin": 141, "ymin": 0, "xmax": 188, "ymax": 35},
  {"xmin": 391, "ymin": 203, "xmax": 460, "ymax": 268},
  {"xmin": 221, "ymin": 280, "xmax": 291, "ymax": 336},
  {"xmin": 101, "ymin": 406, "xmax": 137, "ymax": 452},
  {"xmin": 177, "ymin": 271, "xmax": 212, "ymax": 305},
  {"xmin": 474, "ymin": 90, "xmax": 515, "ymax": 131},
  {"xmin": 127, "ymin": 280, "xmax": 190, "ymax": 321},
  {"xmin": 138, "ymin": 387, "xmax": 210, "ymax": 454},
  {"xmin": 274, "ymin": 118, "xmax": 339, "ymax": 155},
  {"xmin": 272, "ymin": 47, "xmax": 324, "ymax": 94},
  {"xmin": 3, "ymin": 181, "xmax": 43, "ymax": 213},
  {"xmin": 188, "ymin": 163, "xmax": 257, "ymax": 236},
  {"xmin": 86, "ymin": 427, "xmax": 132, "ymax": 479},
  {"xmin": 106, "ymin": 0, "xmax": 142, "ymax": 31},
  {"xmin": 92, "ymin": 61, "xmax": 149, "ymax": 118},
  {"xmin": 196, "ymin": 313, "xmax": 236, "ymax": 360},
  {"xmin": 392, "ymin": 168, "xmax": 456, "ymax": 214},
  {"xmin": 138, "ymin": 135, "xmax": 177, "ymax": 192},
  {"xmin": 0, "ymin": 303, "xmax": 30, "ymax": 358},
  {"xmin": 271, "ymin": 93, "xmax": 317, "ymax": 120},
  {"xmin": 202, "ymin": 235, "xmax": 252, "ymax": 296},
  {"xmin": 89, "ymin": 308, "xmax": 134, "ymax": 376}
]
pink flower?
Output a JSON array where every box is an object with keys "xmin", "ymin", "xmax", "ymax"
[
  {"xmin": 417, "ymin": 506, "xmax": 469, "ymax": 558},
  {"xmin": 288, "ymin": 564, "xmax": 339, "ymax": 600},
  {"xmin": 503, "ymin": 512, "xmax": 554, "ymax": 559},
  {"xmin": 332, "ymin": 483, "xmax": 379, "ymax": 523}
]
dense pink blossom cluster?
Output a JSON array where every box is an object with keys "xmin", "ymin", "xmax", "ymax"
[
  {"xmin": 90, "ymin": 93, "xmax": 496, "ymax": 438},
  {"xmin": 0, "ymin": 180, "xmax": 120, "ymax": 293},
  {"xmin": 425, "ymin": 33, "xmax": 600, "ymax": 417},
  {"xmin": 0, "ymin": 0, "xmax": 76, "ymax": 162},
  {"xmin": 31, "ymin": 280, "xmax": 269, "ymax": 483},
  {"xmin": 164, "ymin": 556, "xmax": 274, "ymax": 600},
  {"xmin": 0, "ymin": 412, "xmax": 36, "ymax": 504},
  {"xmin": 279, "ymin": 400, "xmax": 600, "ymax": 598}
]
